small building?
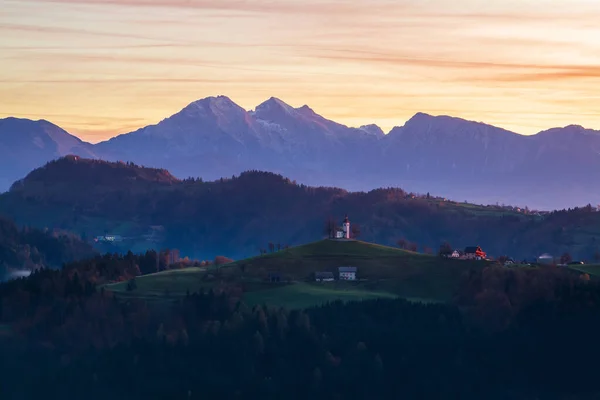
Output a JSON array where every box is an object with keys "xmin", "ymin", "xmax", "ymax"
[
  {"xmin": 464, "ymin": 246, "xmax": 486, "ymax": 260},
  {"xmin": 537, "ymin": 253, "xmax": 554, "ymax": 265},
  {"xmin": 268, "ymin": 272, "xmax": 282, "ymax": 283},
  {"xmin": 315, "ymin": 272, "xmax": 334, "ymax": 282},
  {"xmin": 451, "ymin": 250, "xmax": 460, "ymax": 258},
  {"xmin": 338, "ymin": 266, "xmax": 357, "ymax": 281}
]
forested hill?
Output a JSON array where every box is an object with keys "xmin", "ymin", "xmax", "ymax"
[
  {"xmin": 0, "ymin": 215, "xmax": 96, "ymax": 280},
  {"xmin": 1, "ymin": 156, "xmax": 600, "ymax": 261}
]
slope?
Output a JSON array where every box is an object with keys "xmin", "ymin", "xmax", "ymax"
[
  {"xmin": 106, "ymin": 239, "xmax": 486, "ymax": 308},
  {"xmin": 0, "ymin": 117, "xmax": 99, "ymax": 192}
]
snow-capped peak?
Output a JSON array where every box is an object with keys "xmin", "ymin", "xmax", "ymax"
[
  {"xmin": 254, "ymin": 97, "xmax": 298, "ymax": 117},
  {"xmin": 358, "ymin": 124, "xmax": 385, "ymax": 138}
]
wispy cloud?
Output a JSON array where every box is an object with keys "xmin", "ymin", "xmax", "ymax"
[
  {"xmin": 19, "ymin": 0, "xmax": 389, "ymax": 16},
  {"xmin": 2, "ymin": 0, "xmax": 600, "ymax": 138}
]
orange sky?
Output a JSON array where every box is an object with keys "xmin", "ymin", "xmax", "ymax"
[{"xmin": 2, "ymin": 0, "xmax": 600, "ymax": 143}]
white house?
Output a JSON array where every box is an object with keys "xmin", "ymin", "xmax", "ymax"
[
  {"xmin": 338, "ymin": 266, "xmax": 357, "ymax": 280},
  {"xmin": 451, "ymin": 250, "xmax": 460, "ymax": 258}
]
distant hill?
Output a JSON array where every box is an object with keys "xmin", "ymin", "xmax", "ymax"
[
  {"xmin": 4, "ymin": 97, "xmax": 600, "ymax": 209},
  {"xmin": 2, "ymin": 157, "xmax": 600, "ymax": 262},
  {"xmin": 0, "ymin": 215, "xmax": 96, "ymax": 280}
]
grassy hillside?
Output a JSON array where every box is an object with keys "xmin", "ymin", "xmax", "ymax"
[
  {"xmin": 567, "ymin": 264, "xmax": 600, "ymax": 277},
  {"xmin": 106, "ymin": 240, "xmax": 485, "ymax": 308}
]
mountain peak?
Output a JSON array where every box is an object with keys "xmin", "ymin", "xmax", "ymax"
[
  {"xmin": 189, "ymin": 95, "xmax": 239, "ymax": 110},
  {"xmin": 176, "ymin": 95, "xmax": 248, "ymax": 123},
  {"xmin": 254, "ymin": 97, "xmax": 297, "ymax": 117},
  {"xmin": 359, "ymin": 124, "xmax": 385, "ymax": 138}
]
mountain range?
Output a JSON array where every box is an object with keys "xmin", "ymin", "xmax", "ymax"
[{"xmin": 2, "ymin": 96, "xmax": 600, "ymax": 210}]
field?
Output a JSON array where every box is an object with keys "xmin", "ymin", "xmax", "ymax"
[
  {"xmin": 567, "ymin": 264, "xmax": 600, "ymax": 277},
  {"xmin": 107, "ymin": 267, "xmax": 209, "ymax": 301},
  {"xmin": 105, "ymin": 239, "xmax": 487, "ymax": 309}
]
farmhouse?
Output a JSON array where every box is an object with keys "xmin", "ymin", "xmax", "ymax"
[
  {"xmin": 338, "ymin": 266, "xmax": 357, "ymax": 281},
  {"xmin": 451, "ymin": 250, "xmax": 460, "ymax": 258},
  {"xmin": 464, "ymin": 246, "xmax": 486, "ymax": 260},
  {"xmin": 315, "ymin": 272, "xmax": 334, "ymax": 282}
]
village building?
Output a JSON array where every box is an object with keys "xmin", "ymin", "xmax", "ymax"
[
  {"xmin": 338, "ymin": 266, "xmax": 357, "ymax": 281},
  {"xmin": 537, "ymin": 253, "xmax": 554, "ymax": 265},
  {"xmin": 94, "ymin": 234, "xmax": 123, "ymax": 243},
  {"xmin": 451, "ymin": 250, "xmax": 461, "ymax": 258},
  {"xmin": 315, "ymin": 272, "xmax": 334, "ymax": 282},
  {"xmin": 464, "ymin": 246, "xmax": 487, "ymax": 260}
]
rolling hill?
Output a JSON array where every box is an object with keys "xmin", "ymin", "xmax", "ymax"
[
  {"xmin": 106, "ymin": 239, "xmax": 486, "ymax": 308},
  {"xmin": 2, "ymin": 157, "xmax": 600, "ymax": 262}
]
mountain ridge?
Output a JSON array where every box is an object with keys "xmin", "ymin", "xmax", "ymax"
[{"xmin": 3, "ymin": 96, "xmax": 600, "ymax": 209}]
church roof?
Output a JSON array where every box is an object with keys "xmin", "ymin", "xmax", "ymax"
[{"xmin": 343, "ymin": 215, "xmax": 350, "ymax": 223}]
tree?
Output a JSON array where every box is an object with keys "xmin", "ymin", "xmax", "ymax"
[
  {"xmin": 126, "ymin": 278, "xmax": 137, "ymax": 292},
  {"xmin": 497, "ymin": 255, "xmax": 509, "ymax": 265},
  {"xmin": 351, "ymin": 224, "xmax": 361, "ymax": 239},
  {"xmin": 423, "ymin": 246, "xmax": 433, "ymax": 255},
  {"xmin": 407, "ymin": 242, "xmax": 418, "ymax": 252},
  {"xmin": 438, "ymin": 242, "xmax": 453, "ymax": 258},
  {"xmin": 560, "ymin": 252, "xmax": 572, "ymax": 265},
  {"xmin": 324, "ymin": 217, "xmax": 337, "ymax": 239},
  {"xmin": 214, "ymin": 256, "xmax": 234, "ymax": 266},
  {"xmin": 396, "ymin": 238, "xmax": 407, "ymax": 249},
  {"xmin": 268, "ymin": 242, "xmax": 275, "ymax": 253}
]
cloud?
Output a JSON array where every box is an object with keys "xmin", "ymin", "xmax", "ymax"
[
  {"xmin": 0, "ymin": 22, "xmax": 171, "ymax": 43},
  {"xmin": 489, "ymin": 68, "xmax": 600, "ymax": 82},
  {"xmin": 20, "ymin": 0, "xmax": 389, "ymax": 16},
  {"xmin": 0, "ymin": 78, "xmax": 235, "ymax": 84}
]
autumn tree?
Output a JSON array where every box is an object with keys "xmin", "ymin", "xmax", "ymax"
[
  {"xmin": 560, "ymin": 252, "xmax": 572, "ymax": 265},
  {"xmin": 214, "ymin": 256, "xmax": 234, "ymax": 266},
  {"xmin": 497, "ymin": 255, "xmax": 509, "ymax": 265}
]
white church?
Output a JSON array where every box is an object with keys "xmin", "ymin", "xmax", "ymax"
[{"xmin": 335, "ymin": 215, "xmax": 351, "ymax": 239}]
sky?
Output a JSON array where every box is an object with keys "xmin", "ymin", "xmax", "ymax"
[{"xmin": 2, "ymin": 0, "xmax": 600, "ymax": 143}]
